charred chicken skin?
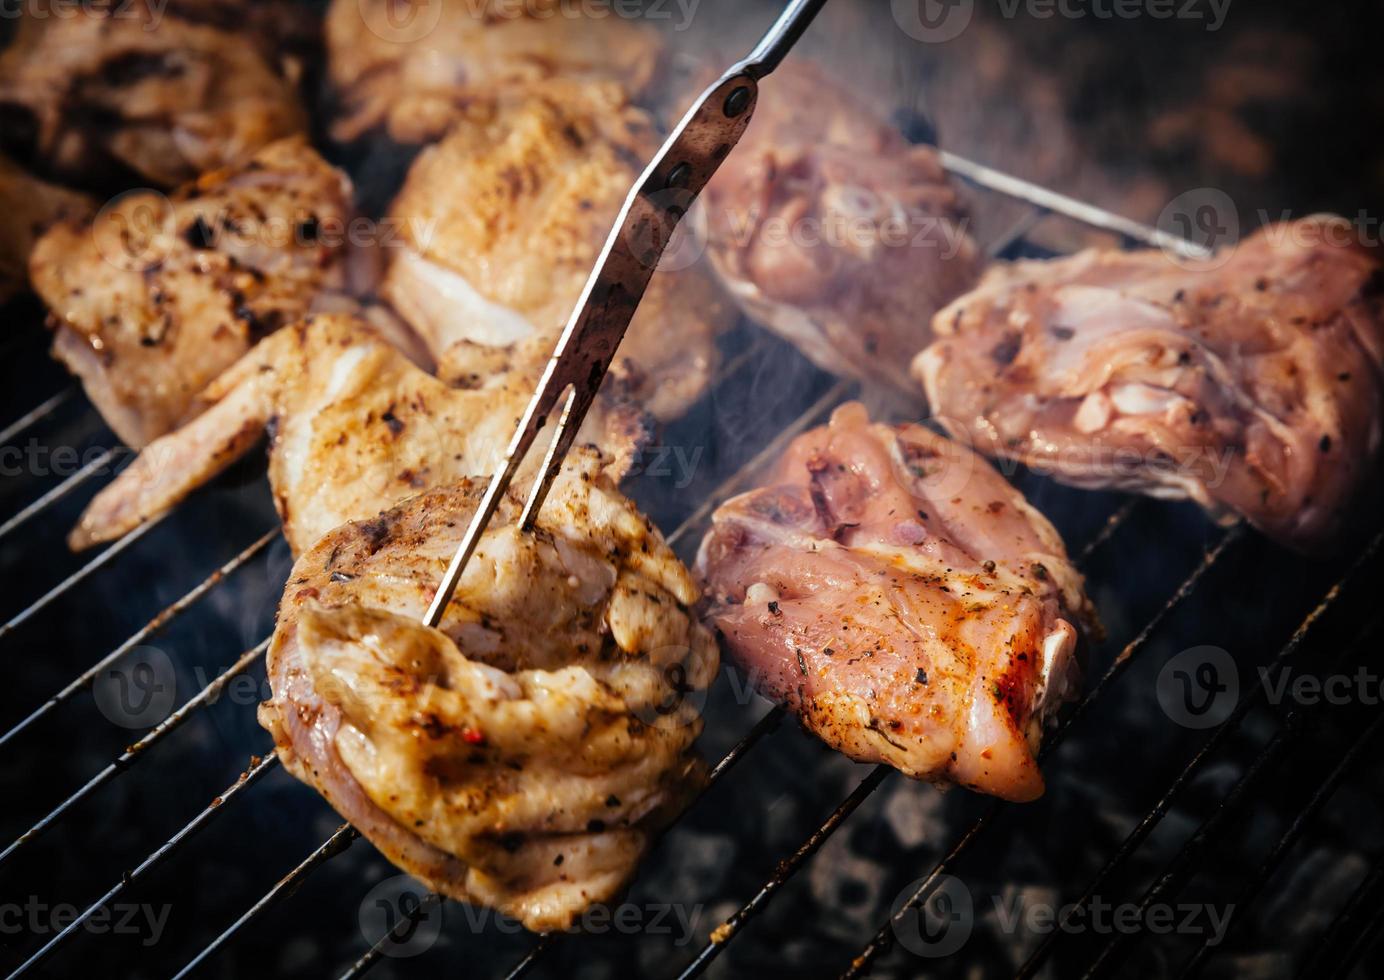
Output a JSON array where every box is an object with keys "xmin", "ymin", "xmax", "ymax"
[
  {"xmin": 696, "ymin": 403, "xmax": 1094, "ymax": 802},
  {"xmin": 258, "ymin": 449, "xmax": 718, "ymax": 931},
  {"xmin": 70, "ymin": 314, "xmax": 647, "ymax": 554},
  {"xmin": 382, "ymin": 79, "xmax": 731, "ymax": 423},
  {"xmin": 326, "ymin": 0, "xmax": 662, "ymax": 144},
  {"xmin": 29, "ymin": 137, "xmax": 353, "ymax": 448},
  {"xmin": 0, "ymin": 0, "xmax": 308, "ymax": 189},
  {"xmin": 699, "ymin": 61, "xmax": 982, "ymax": 398},
  {"xmin": 915, "ymin": 216, "xmax": 1384, "ymax": 553}
]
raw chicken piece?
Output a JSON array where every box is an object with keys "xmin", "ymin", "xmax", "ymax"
[
  {"xmin": 326, "ymin": 0, "xmax": 661, "ymax": 143},
  {"xmin": 382, "ymin": 79, "xmax": 732, "ymax": 422},
  {"xmin": 698, "ymin": 61, "xmax": 982, "ymax": 398},
  {"xmin": 0, "ymin": 156, "xmax": 94, "ymax": 304},
  {"xmin": 0, "ymin": 0, "xmax": 308, "ymax": 189},
  {"xmin": 696, "ymin": 403, "xmax": 1094, "ymax": 802},
  {"xmin": 258, "ymin": 448, "xmax": 717, "ymax": 931},
  {"xmin": 29, "ymin": 137, "xmax": 353, "ymax": 448},
  {"xmin": 914, "ymin": 215, "xmax": 1384, "ymax": 553},
  {"xmin": 69, "ymin": 314, "xmax": 648, "ymax": 554}
]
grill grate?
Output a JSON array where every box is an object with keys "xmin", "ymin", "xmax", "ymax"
[{"xmin": 0, "ymin": 153, "xmax": 1380, "ymax": 980}]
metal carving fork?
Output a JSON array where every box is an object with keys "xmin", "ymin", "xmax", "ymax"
[{"xmin": 424, "ymin": 0, "xmax": 830, "ymax": 626}]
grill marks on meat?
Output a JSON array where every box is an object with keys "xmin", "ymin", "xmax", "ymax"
[
  {"xmin": 915, "ymin": 215, "xmax": 1384, "ymax": 553},
  {"xmin": 29, "ymin": 138, "xmax": 352, "ymax": 448},
  {"xmin": 257, "ymin": 450, "xmax": 717, "ymax": 932},
  {"xmin": 381, "ymin": 79, "xmax": 732, "ymax": 423},
  {"xmin": 326, "ymin": 0, "xmax": 661, "ymax": 144},
  {"xmin": 69, "ymin": 314, "xmax": 648, "ymax": 554},
  {"xmin": 0, "ymin": 0, "xmax": 308, "ymax": 189},
  {"xmin": 696, "ymin": 403, "xmax": 1094, "ymax": 802},
  {"xmin": 699, "ymin": 62, "xmax": 982, "ymax": 399}
]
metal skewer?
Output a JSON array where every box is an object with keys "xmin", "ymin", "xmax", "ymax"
[{"xmin": 422, "ymin": 0, "xmax": 830, "ymax": 628}]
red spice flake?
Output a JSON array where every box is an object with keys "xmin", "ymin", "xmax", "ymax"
[{"xmin": 462, "ymin": 727, "xmax": 486, "ymax": 746}]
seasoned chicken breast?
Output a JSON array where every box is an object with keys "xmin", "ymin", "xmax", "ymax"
[
  {"xmin": 382, "ymin": 79, "xmax": 732, "ymax": 422},
  {"xmin": 699, "ymin": 61, "xmax": 982, "ymax": 398},
  {"xmin": 915, "ymin": 216, "xmax": 1384, "ymax": 553},
  {"xmin": 29, "ymin": 137, "xmax": 353, "ymax": 448},
  {"xmin": 0, "ymin": 155, "xmax": 94, "ymax": 304},
  {"xmin": 258, "ymin": 449, "xmax": 718, "ymax": 932},
  {"xmin": 69, "ymin": 314, "xmax": 647, "ymax": 554},
  {"xmin": 326, "ymin": 0, "xmax": 661, "ymax": 144},
  {"xmin": 696, "ymin": 403, "xmax": 1094, "ymax": 803},
  {"xmin": 0, "ymin": 0, "xmax": 308, "ymax": 189}
]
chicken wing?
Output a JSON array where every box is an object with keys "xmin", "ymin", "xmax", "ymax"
[
  {"xmin": 0, "ymin": 0, "xmax": 308, "ymax": 189},
  {"xmin": 914, "ymin": 216, "xmax": 1384, "ymax": 553},
  {"xmin": 258, "ymin": 449, "xmax": 717, "ymax": 931},
  {"xmin": 69, "ymin": 314, "xmax": 647, "ymax": 554},
  {"xmin": 698, "ymin": 61, "xmax": 982, "ymax": 399},
  {"xmin": 696, "ymin": 403, "xmax": 1094, "ymax": 802},
  {"xmin": 326, "ymin": 0, "xmax": 662, "ymax": 144},
  {"xmin": 382, "ymin": 79, "xmax": 732, "ymax": 422},
  {"xmin": 29, "ymin": 137, "xmax": 353, "ymax": 448},
  {"xmin": 0, "ymin": 155, "xmax": 94, "ymax": 304}
]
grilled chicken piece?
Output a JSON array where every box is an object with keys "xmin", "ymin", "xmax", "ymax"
[
  {"xmin": 257, "ymin": 448, "xmax": 717, "ymax": 931},
  {"xmin": 29, "ymin": 138, "xmax": 353, "ymax": 448},
  {"xmin": 696, "ymin": 403, "xmax": 1094, "ymax": 802},
  {"xmin": 915, "ymin": 216, "xmax": 1384, "ymax": 553},
  {"xmin": 0, "ymin": 0, "xmax": 308, "ymax": 189},
  {"xmin": 699, "ymin": 61, "xmax": 982, "ymax": 398},
  {"xmin": 382, "ymin": 79, "xmax": 732, "ymax": 422},
  {"xmin": 70, "ymin": 314, "xmax": 647, "ymax": 554},
  {"xmin": 0, "ymin": 156, "xmax": 94, "ymax": 304},
  {"xmin": 326, "ymin": 0, "xmax": 661, "ymax": 144}
]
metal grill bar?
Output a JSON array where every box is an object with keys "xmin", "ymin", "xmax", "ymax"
[
  {"xmin": 674, "ymin": 499, "xmax": 1166, "ymax": 977},
  {"xmin": 1176, "ymin": 711, "xmax": 1384, "ymax": 978},
  {"xmin": 170, "ymin": 824, "xmax": 360, "ymax": 980},
  {"xmin": 167, "ymin": 203, "xmax": 1029, "ymax": 973},
  {"xmin": 937, "ymin": 151, "xmax": 1204, "ymax": 256},
  {"xmin": 1017, "ymin": 531, "xmax": 1383, "ymax": 978},
  {"xmin": 839, "ymin": 527, "xmax": 1244, "ymax": 978},
  {"xmin": 1076, "ymin": 547, "xmax": 1384, "ymax": 978},
  {"xmin": 0, "ymin": 638, "xmax": 269, "ymax": 869},
  {"xmin": 328, "ymin": 709, "xmax": 795, "ymax": 980},
  {"xmin": 0, "ymin": 386, "xmax": 75, "ymax": 447},
  {"xmin": 0, "ymin": 447, "xmax": 115, "ymax": 541},
  {"xmin": 665, "ymin": 379, "xmax": 852, "ymax": 549},
  {"xmin": 1300, "ymin": 859, "xmax": 1384, "ymax": 979},
  {"xmin": 678, "ymin": 766, "xmax": 892, "ymax": 979},
  {"xmin": 1075, "ymin": 499, "xmax": 1141, "ymax": 565},
  {"xmin": 0, "ymin": 528, "xmax": 277, "ymax": 749},
  {"xmin": 336, "ymin": 892, "xmax": 445, "ymax": 980},
  {"xmin": 9, "ymin": 752, "xmax": 279, "ymax": 977},
  {"xmin": 0, "ymin": 516, "xmax": 163, "ymax": 641},
  {"xmin": 2, "ymin": 147, "xmax": 1343, "ymax": 980}
]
